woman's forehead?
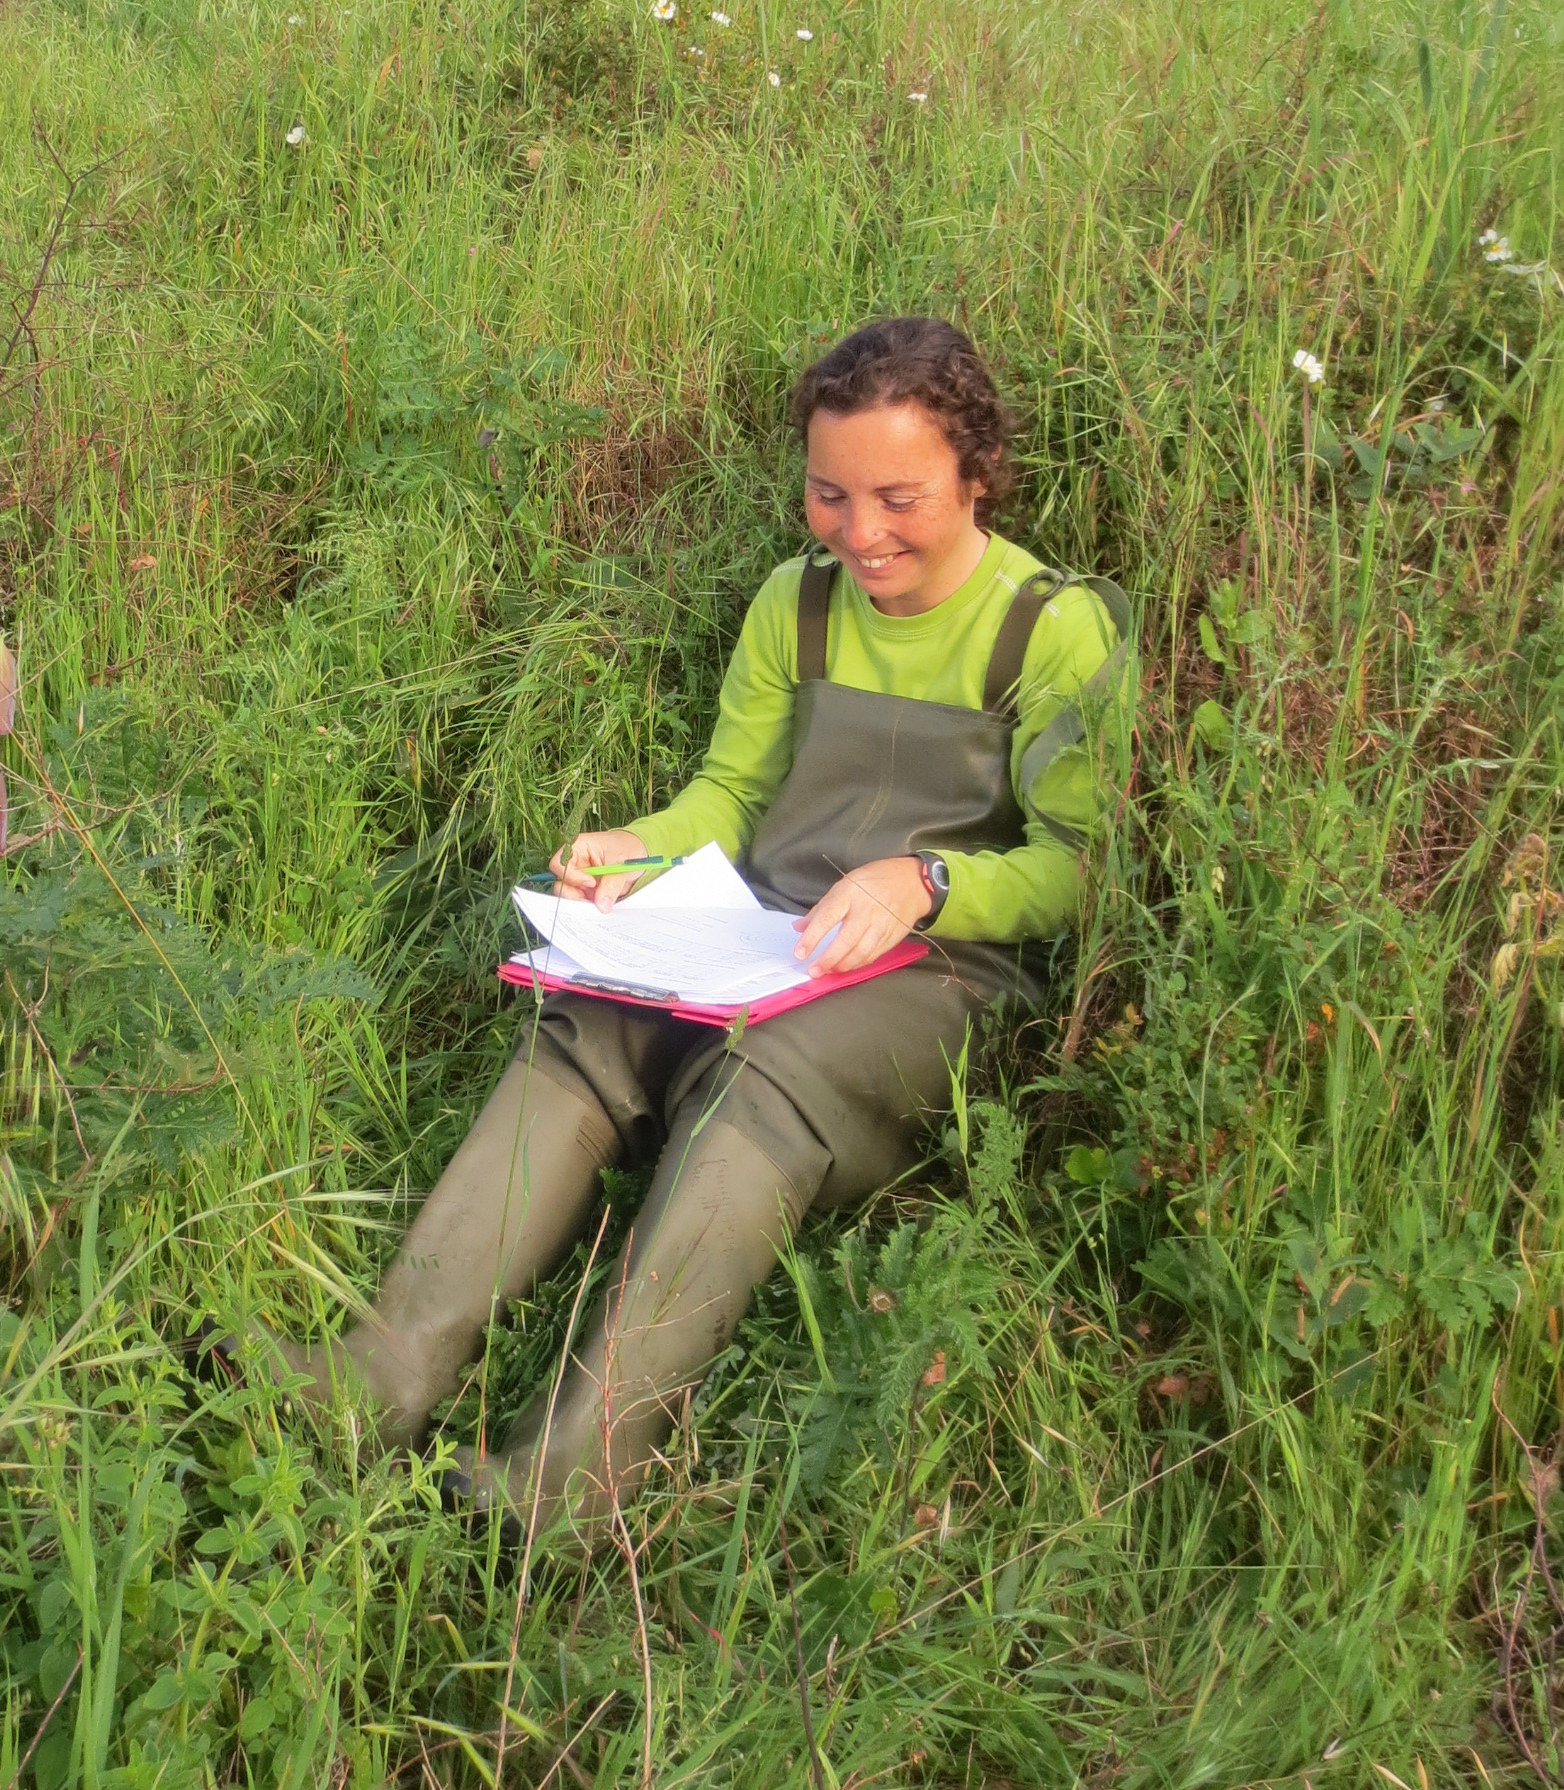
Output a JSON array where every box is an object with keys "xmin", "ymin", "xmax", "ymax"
[{"xmin": 805, "ymin": 402, "xmax": 957, "ymax": 483}]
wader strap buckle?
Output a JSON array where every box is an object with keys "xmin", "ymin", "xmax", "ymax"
[{"xmin": 796, "ymin": 549, "xmax": 837, "ymax": 683}]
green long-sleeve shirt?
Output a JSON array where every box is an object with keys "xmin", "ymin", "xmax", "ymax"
[{"xmin": 630, "ymin": 534, "xmax": 1128, "ymax": 942}]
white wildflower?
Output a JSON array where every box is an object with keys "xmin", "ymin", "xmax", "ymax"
[
  {"xmin": 653, "ymin": 0, "xmax": 675, "ymax": 18},
  {"xmin": 767, "ymin": 68, "xmax": 781, "ymax": 84},
  {"xmin": 908, "ymin": 89, "xmax": 928, "ymax": 102},
  {"xmin": 1428, "ymin": 395, "xmax": 1447, "ymax": 413},
  {"xmin": 287, "ymin": 11, "xmax": 303, "ymax": 21},
  {"xmin": 285, "ymin": 122, "xmax": 308, "ymax": 147},
  {"xmin": 687, "ymin": 42, "xmax": 704, "ymax": 53},
  {"xmin": 710, "ymin": 9, "xmax": 730, "ymax": 21},
  {"xmin": 1291, "ymin": 347, "xmax": 1324, "ymax": 385},
  {"xmin": 795, "ymin": 25, "xmax": 812, "ymax": 38},
  {"xmin": 1480, "ymin": 228, "xmax": 1515, "ymax": 263}
]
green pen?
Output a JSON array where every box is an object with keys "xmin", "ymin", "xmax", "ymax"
[
  {"xmin": 519, "ymin": 854, "xmax": 685, "ymax": 885},
  {"xmin": 581, "ymin": 854, "xmax": 685, "ymax": 878}
]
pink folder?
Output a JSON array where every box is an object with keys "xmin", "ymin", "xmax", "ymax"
[{"xmin": 496, "ymin": 935, "xmax": 929, "ymax": 1027}]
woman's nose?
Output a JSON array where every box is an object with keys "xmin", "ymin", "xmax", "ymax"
[{"xmin": 839, "ymin": 507, "xmax": 885, "ymax": 551}]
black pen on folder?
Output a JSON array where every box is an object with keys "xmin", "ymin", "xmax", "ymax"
[{"xmin": 573, "ymin": 976, "xmax": 683, "ymax": 1003}]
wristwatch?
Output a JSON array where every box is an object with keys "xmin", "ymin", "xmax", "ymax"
[{"xmin": 913, "ymin": 851, "xmax": 950, "ymax": 930}]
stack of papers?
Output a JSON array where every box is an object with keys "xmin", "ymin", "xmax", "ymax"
[{"xmin": 509, "ymin": 843, "xmax": 830, "ymax": 1006}]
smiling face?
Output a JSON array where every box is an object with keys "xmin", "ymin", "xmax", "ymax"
[{"xmin": 803, "ymin": 401, "xmax": 991, "ymax": 615}]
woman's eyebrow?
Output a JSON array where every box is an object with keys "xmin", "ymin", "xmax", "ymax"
[{"xmin": 805, "ymin": 475, "xmax": 931, "ymax": 494}]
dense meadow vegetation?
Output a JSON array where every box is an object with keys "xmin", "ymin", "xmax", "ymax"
[{"xmin": 2, "ymin": 0, "xmax": 1563, "ymax": 1780}]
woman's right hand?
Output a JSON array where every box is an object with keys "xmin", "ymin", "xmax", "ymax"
[{"xmin": 548, "ymin": 829, "xmax": 649, "ymax": 911}]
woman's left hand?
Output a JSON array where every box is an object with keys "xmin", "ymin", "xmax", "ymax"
[{"xmin": 792, "ymin": 856, "xmax": 933, "ymax": 977}]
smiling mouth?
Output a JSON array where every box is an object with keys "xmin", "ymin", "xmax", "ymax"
[{"xmin": 848, "ymin": 548, "xmax": 905, "ymax": 572}]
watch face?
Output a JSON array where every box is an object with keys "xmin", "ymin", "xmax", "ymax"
[{"xmin": 923, "ymin": 853, "xmax": 950, "ymax": 894}]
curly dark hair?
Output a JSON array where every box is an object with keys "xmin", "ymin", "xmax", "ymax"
[{"xmin": 787, "ymin": 317, "xmax": 1014, "ymax": 523}]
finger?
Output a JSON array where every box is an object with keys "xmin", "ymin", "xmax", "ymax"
[
  {"xmin": 821, "ymin": 932, "xmax": 871, "ymax": 975},
  {"xmin": 811, "ymin": 930, "xmax": 862, "ymax": 976},
  {"xmin": 558, "ymin": 840, "xmax": 599, "ymax": 896},
  {"xmin": 794, "ymin": 890, "xmax": 850, "ymax": 959},
  {"xmin": 809, "ymin": 910, "xmax": 874, "ymax": 976},
  {"xmin": 834, "ymin": 926, "xmax": 893, "ymax": 974},
  {"xmin": 829, "ymin": 908, "xmax": 907, "ymax": 975},
  {"xmin": 544, "ymin": 843, "xmax": 582, "ymax": 898},
  {"xmin": 592, "ymin": 872, "xmax": 640, "ymax": 912},
  {"xmin": 792, "ymin": 903, "xmax": 837, "ymax": 960}
]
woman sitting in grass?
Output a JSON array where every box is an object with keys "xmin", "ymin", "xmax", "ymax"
[{"xmin": 234, "ymin": 316, "xmax": 1132, "ymax": 1537}]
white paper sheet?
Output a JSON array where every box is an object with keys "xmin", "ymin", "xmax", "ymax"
[
  {"xmin": 511, "ymin": 845, "xmax": 825, "ymax": 1004},
  {"xmin": 615, "ymin": 841, "xmax": 761, "ymax": 913}
]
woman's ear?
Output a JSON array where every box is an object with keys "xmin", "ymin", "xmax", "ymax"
[{"xmin": 968, "ymin": 445, "xmax": 1003, "ymax": 514}]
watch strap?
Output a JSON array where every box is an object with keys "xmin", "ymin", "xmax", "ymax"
[{"xmin": 914, "ymin": 851, "xmax": 949, "ymax": 929}]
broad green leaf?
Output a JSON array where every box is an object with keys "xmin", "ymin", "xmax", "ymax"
[
  {"xmin": 1065, "ymin": 1145, "xmax": 1112, "ymax": 1185},
  {"xmin": 1189, "ymin": 699, "xmax": 1233, "ymax": 752}
]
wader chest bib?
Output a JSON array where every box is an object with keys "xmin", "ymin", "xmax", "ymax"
[{"xmin": 743, "ymin": 549, "xmax": 1063, "ymax": 1002}]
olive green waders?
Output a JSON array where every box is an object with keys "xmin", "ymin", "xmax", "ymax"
[{"xmin": 264, "ymin": 552, "xmax": 1121, "ymax": 1540}]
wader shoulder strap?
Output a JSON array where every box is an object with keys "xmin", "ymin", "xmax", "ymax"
[
  {"xmin": 796, "ymin": 552, "xmax": 836, "ymax": 683},
  {"xmin": 982, "ymin": 570, "xmax": 1135, "ymax": 718},
  {"xmin": 1015, "ymin": 572, "xmax": 1136, "ymax": 811},
  {"xmin": 981, "ymin": 569, "xmax": 1071, "ymax": 717},
  {"xmin": 1078, "ymin": 574, "xmax": 1133, "ymax": 644}
]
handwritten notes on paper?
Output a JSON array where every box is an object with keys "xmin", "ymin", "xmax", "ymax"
[{"xmin": 510, "ymin": 843, "xmax": 831, "ymax": 1004}]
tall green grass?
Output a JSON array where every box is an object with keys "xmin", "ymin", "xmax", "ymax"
[{"xmin": 2, "ymin": 0, "xmax": 1562, "ymax": 1781}]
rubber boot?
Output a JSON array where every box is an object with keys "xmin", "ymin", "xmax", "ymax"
[
  {"xmin": 446, "ymin": 1070, "xmax": 830, "ymax": 1542},
  {"xmin": 269, "ymin": 1050, "xmax": 621, "ymax": 1448}
]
